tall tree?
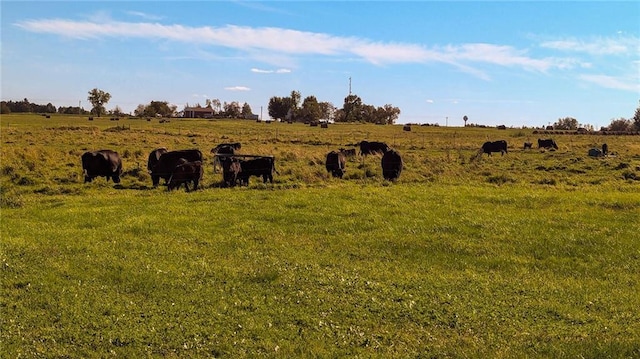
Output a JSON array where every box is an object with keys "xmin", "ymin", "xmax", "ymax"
[
  {"xmin": 87, "ymin": 88, "xmax": 111, "ymax": 117},
  {"xmin": 633, "ymin": 102, "xmax": 640, "ymax": 131},
  {"xmin": 223, "ymin": 101, "xmax": 241, "ymax": 118},
  {"xmin": 241, "ymin": 102, "xmax": 253, "ymax": 119},
  {"xmin": 268, "ymin": 96, "xmax": 293, "ymax": 121},
  {"xmin": 342, "ymin": 94, "xmax": 363, "ymax": 122},
  {"xmin": 607, "ymin": 118, "xmax": 632, "ymax": 131},
  {"xmin": 301, "ymin": 96, "xmax": 322, "ymax": 123},
  {"xmin": 553, "ymin": 117, "xmax": 578, "ymax": 130}
]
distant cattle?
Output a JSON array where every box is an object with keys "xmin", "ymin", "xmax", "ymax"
[
  {"xmin": 149, "ymin": 149, "xmax": 203, "ymax": 186},
  {"xmin": 538, "ymin": 138, "xmax": 558, "ymax": 150},
  {"xmin": 381, "ymin": 149, "xmax": 403, "ymax": 181},
  {"xmin": 147, "ymin": 147, "xmax": 168, "ymax": 175},
  {"xmin": 220, "ymin": 157, "xmax": 242, "ymax": 187},
  {"xmin": 238, "ymin": 157, "xmax": 276, "ymax": 185},
  {"xmin": 602, "ymin": 143, "xmax": 608, "ymax": 156},
  {"xmin": 359, "ymin": 141, "xmax": 390, "ymax": 156},
  {"xmin": 167, "ymin": 160, "xmax": 203, "ymax": 191},
  {"xmin": 325, "ymin": 151, "xmax": 347, "ymax": 178},
  {"xmin": 481, "ymin": 140, "xmax": 508, "ymax": 156},
  {"xmin": 523, "ymin": 142, "xmax": 533, "ymax": 149},
  {"xmin": 81, "ymin": 149, "xmax": 123, "ymax": 183}
]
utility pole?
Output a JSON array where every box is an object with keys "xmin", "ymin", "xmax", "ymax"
[{"xmin": 348, "ymin": 77, "xmax": 352, "ymax": 95}]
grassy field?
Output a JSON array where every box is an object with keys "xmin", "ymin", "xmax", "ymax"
[{"xmin": 1, "ymin": 114, "xmax": 640, "ymax": 357}]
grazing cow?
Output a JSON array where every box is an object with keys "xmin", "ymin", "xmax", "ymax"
[
  {"xmin": 238, "ymin": 157, "xmax": 276, "ymax": 185},
  {"xmin": 167, "ymin": 160, "xmax": 203, "ymax": 191},
  {"xmin": 147, "ymin": 147, "xmax": 168, "ymax": 174},
  {"xmin": 602, "ymin": 143, "xmax": 608, "ymax": 156},
  {"xmin": 524, "ymin": 142, "xmax": 533, "ymax": 150},
  {"xmin": 481, "ymin": 140, "xmax": 508, "ymax": 156},
  {"xmin": 81, "ymin": 149, "xmax": 123, "ymax": 183},
  {"xmin": 211, "ymin": 145, "xmax": 237, "ymax": 173},
  {"xmin": 220, "ymin": 157, "xmax": 242, "ymax": 187},
  {"xmin": 149, "ymin": 149, "xmax": 203, "ymax": 186},
  {"xmin": 538, "ymin": 138, "xmax": 558, "ymax": 150},
  {"xmin": 339, "ymin": 148, "xmax": 357, "ymax": 157},
  {"xmin": 381, "ymin": 149, "xmax": 403, "ymax": 181},
  {"xmin": 359, "ymin": 140, "xmax": 390, "ymax": 156},
  {"xmin": 325, "ymin": 151, "xmax": 347, "ymax": 178}
]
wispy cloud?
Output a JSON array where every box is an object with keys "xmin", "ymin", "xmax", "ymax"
[
  {"xmin": 225, "ymin": 86, "xmax": 250, "ymax": 91},
  {"xmin": 125, "ymin": 11, "xmax": 164, "ymax": 21},
  {"xmin": 578, "ymin": 74, "xmax": 640, "ymax": 92},
  {"xmin": 13, "ymin": 18, "xmax": 585, "ymax": 80},
  {"xmin": 251, "ymin": 68, "xmax": 291, "ymax": 74},
  {"xmin": 540, "ymin": 35, "xmax": 639, "ymax": 56}
]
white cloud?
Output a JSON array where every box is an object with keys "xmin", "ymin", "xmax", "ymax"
[
  {"xmin": 578, "ymin": 74, "xmax": 640, "ymax": 92},
  {"xmin": 13, "ymin": 18, "xmax": 583, "ymax": 78},
  {"xmin": 225, "ymin": 86, "xmax": 250, "ymax": 91},
  {"xmin": 125, "ymin": 11, "xmax": 164, "ymax": 21},
  {"xmin": 251, "ymin": 68, "xmax": 292, "ymax": 74},
  {"xmin": 539, "ymin": 35, "xmax": 639, "ymax": 56}
]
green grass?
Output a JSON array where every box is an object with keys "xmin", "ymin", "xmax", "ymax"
[{"xmin": 1, "ymin": 114, "xmax": 640, "ymax": 357}]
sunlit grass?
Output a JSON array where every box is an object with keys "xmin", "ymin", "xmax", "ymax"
[{"xmin": 1, "ymin": 114, "xmax": 640, "ymax": 357}]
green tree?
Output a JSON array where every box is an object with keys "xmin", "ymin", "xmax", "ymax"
[
  {"xmin": 379, "ymin": 104, "xmax": 401, "ymax": 125},
  {"xmin": 553, "ymin": 117, "xmax": 578, "ymax": 130},
  {"xmin": 223, "ymin": 101, "xmax": 241, "ymax": 118},
  {"xmin": 1, "ymin": 101, "xmax": 11, "ymax": 114},
  {"xmin": 342, "ymin": 94, "xmax": 363, "ymax": 122},
  {"xmin": 87, "ymin": 88, "xmax": 111, "ymax": 117},
  {"xmin": 633, "ymin": 103, "xmax": 640, "ymax": 131},
  {"xmin": 300, "ymin": 96, "xmax": 322, "ymax": 123},
  {"xmin": 607, "ymin": 118, "xmax": 632, "ymax": 132},
  {"xmin": 241, "ymin": 102, "xmax": 253, "ymax": 119},
  {"xmin": 268, "ymin": 96, "xmax": 291, "ymax": 121},
  {"xmin": 318, "ymin": 102, "xmax": 335, "ymax": 121}
]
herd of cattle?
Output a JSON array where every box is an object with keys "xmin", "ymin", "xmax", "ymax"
[
  {"xmin": 80, "ymin": 140, "xmax": 404, "ymax": 191},
  {"xmin": 80, "ymin": 137, "xmax": 603, "ymax": 191}
]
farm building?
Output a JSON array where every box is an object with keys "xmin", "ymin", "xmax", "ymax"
[{"xmin": 183, "ymin": 107, "xmax": 215, "ymax": 119}]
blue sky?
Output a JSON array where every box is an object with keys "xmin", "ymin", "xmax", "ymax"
[{"xmin": 1, "ymin": 1, "xmax": 638, "ymax": 127}]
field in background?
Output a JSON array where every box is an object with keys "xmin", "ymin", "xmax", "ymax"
[{"xmin": 1, "ymin": 114, "xmax": 639, "ymax": 357}]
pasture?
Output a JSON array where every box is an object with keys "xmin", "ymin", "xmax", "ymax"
[{"xmin": 2, "ymin": 114, "xmax": 640, "ymax": 357}]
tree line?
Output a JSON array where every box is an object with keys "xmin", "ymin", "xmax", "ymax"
[{"xmin": 268, "ymin": 91, "xmax": 401, "ymax": 124}]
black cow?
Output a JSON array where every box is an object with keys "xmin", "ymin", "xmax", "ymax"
[
  {"xmin": 523, "ymin": 142, "xmax": 533, "ymax": 149},
  {"xmin": 220, "ymin": 157, "xmax": 242, "ymax": 187},
  {"xmin": 147, "ymin": 147, "xmax": 168, "ymax": 174},
  {"xmin": 325, "ymin": 151, "xmax": 347, "ymax": 178},
  {"xmin": 150, "ymin": 149, "xmax": 203, "ymax": 186},
  {"xmin": 381, "ymin": 149, "xmax": 403, "ymax": 181},
  {"xmin": 602, "ymin": 143, "xmax": 608, "ymax": 156},
  {"xmin": 81, "ymin": 150, "xmax": 123, "ymax": 183},
  {"xmin": 167, "ymin": 160, "xmax": 203, "ymax": 191},
  {"xmin": 359, "ymin": 141, "xmax": 390, "ymax": 156},
  {"xmin": 481, "ymin": 140, "xmax": 508, "ymax": 156},
  {"xmin": 238, "ymin": 157, "xmax": 276, "ymax": 185},
  {"xmin": 537, "ymin": 138, "xmax": 558, "ymax": 149},
  {"xmin": 211, "ymin": 145, "xmax": 236, "ymax": 173}
]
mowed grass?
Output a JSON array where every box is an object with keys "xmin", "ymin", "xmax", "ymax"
[{"xmin": 1, "ymin": 114, "xmax": 640, "ymax": 357}]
